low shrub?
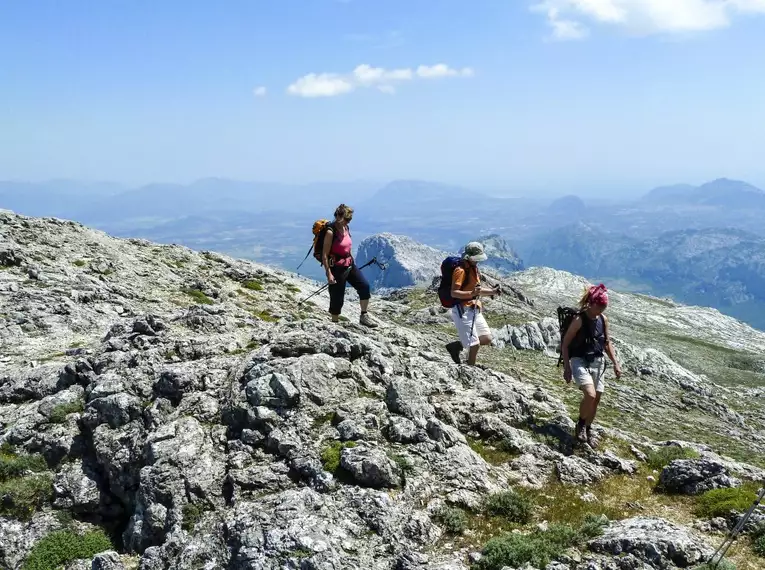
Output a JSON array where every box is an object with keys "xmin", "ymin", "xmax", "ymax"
[
  {"xmin": 0, "ymin": 474, "xmax": 53, "ymax": 520},
  {"xmin": 320, "ymin": 441, "xmax": 357, "ymax": 474},
  {"xmin": 645, "ymin": 446, "xmax": 699, "ymax": 471},
  {"xmin": 22, "ymin": 529, "xmax": 113, "ymax": 570},
  {"xmin": 476, "ymin": 515, "xmax": 608, "ymax": 570},
  {"xmin": 49, "ymin": 400, "xmax": 85, "ymax": 424},
  {"xmin": 182, "ymin": 288, "xmax": 213, "ymax": 305},
  {"xmin": 0, "ymin": 449, "xmax": 47, "ymax": 481},
  {"xmin": 484, "ymin": 491, "xmax": 534, "ymax": 524},
  {"xmin": 696, "ymin": 487, "xmax": 757, "ymax": 519},
  {"xmin": 182, "ymin": 503, "xmax": 203, "ymax": 531},
  {"xmin": 242, "ymin": 280, "xmax": 264, "ymax": 291},
  {"xmin": 435, "ymin": 506, "xmax": 469, "ymax": 535}
]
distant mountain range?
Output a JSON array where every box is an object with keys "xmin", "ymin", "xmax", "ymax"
[
  {"xmin": 527, "ymin": 224, "xmax": 765, "ymax": 329},
  {"xmin": 641, "ymin": 178, "xmax": 765, "ymax": 208}
]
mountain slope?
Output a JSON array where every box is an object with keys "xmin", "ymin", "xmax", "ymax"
[
  {"xmin": 1, "ymin": 211, "xmax": 764, "ymax": 570},
  {"xmin": 355, "ymin": 233, "xmax": 447, "ymax": 289}
]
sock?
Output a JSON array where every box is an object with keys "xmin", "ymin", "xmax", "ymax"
[{"xmin": 361, "ymin": 311, "xmax": 367, "ymax": 315}]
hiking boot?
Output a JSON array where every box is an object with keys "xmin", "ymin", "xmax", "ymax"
[
  {"xmin": 359, "ymin": 312, "xmax": 379, "ymax": 328},
  {"xmin": 575, "ymin": 419, "xmax": 587, "ymax": 443},
  {"xmin": 445, "ymin": 341, "xmax": 462, "ymax": 364},
  {"xmin": 586, "ymin": 425, "xmax": 599, "ymax": 448}
]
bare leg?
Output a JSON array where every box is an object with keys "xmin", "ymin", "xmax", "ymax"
[
  {"xmin": 360, "ymin": 298, "xmax": 369, "ymax": 312},
  {"xmin": 467, "ymin": 344, "xmax": 480, "ymax": 365},
  {"xmin": 590, "ymin": 392, "xmax": 602, "ymax": 424},
  {"xmin": 579, "ymin": 385, "xmax": 597, "ymax": 423}
]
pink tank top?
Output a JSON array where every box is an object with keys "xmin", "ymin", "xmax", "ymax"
[{"xmin": 331, "ymin": 228, "xmax": 352, "ymax": 267}]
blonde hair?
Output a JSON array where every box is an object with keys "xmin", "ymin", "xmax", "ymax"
[
  {"xmin": 578, "ymin": 287, "xmax": 591, "ymax": 310},
  {"xmin": 334, "ymin": 203, "xmax": 354, "ymax": 219}
]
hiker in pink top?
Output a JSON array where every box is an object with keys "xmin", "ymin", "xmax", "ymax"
[{"xmin": 321, "ymin": 204, "xmax": 379, "ymax": 328}]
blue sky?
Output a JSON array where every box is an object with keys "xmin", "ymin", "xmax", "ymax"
[{"xmin": 2, "ymin": 0, "xmax": 765, "ymax": 196}]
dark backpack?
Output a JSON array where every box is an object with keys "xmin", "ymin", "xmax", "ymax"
[
  {"xmin": 438, "ymin": 256, "xmax": 467, "ymax": 308},
  {"xmin": 556, "ymin": 306, "xmax": 602, "ymax": 366},
  {"xmin": 556, "ymin": 306, "xmax": 583, "ymax": 366}
]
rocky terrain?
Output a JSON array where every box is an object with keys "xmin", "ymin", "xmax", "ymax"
[
  {"xmin": 356, "ymin": 233, "xmax": 524, "ymax": 292},
  {"xmin": 1, "ymin": 211, "xmax": 765, "ymax": 570},
  {"xmin": 355, "ymin": 234, "xmax": 447, "ymax": 289}
]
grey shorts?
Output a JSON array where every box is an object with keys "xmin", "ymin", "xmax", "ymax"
[{"xmin": 571, "ymin": 357, "xmax": 606, "ymax": 393}]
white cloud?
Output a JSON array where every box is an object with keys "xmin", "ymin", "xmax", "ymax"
[
  {"xmin": 286, "ymin": 63, "xmax": 473, "ymax": 98},
  {"xmin": 416, "ymin": 64, "xmax": 475, "ymax": 79},
  {"xmin": 532, "ymin": 0, "xmax": 765, "ymax": 39},
  {"xmin": 253, "ymin": 86, "xmax": 267, "ymax": 97},
  {"xmin": 286, "ymin": 73, "xmax": 354, "ymax": 98}
]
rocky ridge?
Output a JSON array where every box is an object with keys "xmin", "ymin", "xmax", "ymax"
[{"xmin": 1, "ymin": 211, "xmax": 764, "ymax": 570}]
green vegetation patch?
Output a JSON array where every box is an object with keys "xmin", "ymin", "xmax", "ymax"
[
  {"xmin": 1, "ymin": 447, "xmax": 52, "ymax": 520},
  {"xmin": 476, "ymin": 515, "xmax": 607, "ymax": 570},
  {"xmin": 0, "ymin": 474, "xmax": 53, "ymax": 520},
  {"xmin": 645, "ymin": 445, "xmax": 699, "ymax": 471},
  {"xmin": 182, "ymin": 503, "xmax": 203, "ymax": 531},
  {"xmin": 467, "ymin": 437, "xmax": 519, "ymax": 466},
  {"xmin": 695, "ymin": 486, "xmax": 760, "ymax": 519},
  {"xmin": 484, "ymin": 491, "xmax": 533, "ymax": 525},
  {"xmin": 320, "ymin": 441, "xmax": 357, "ymax": 474},
  {"xmin": 254, "ymin": 309, "xmax": 278, "ymax": 322},
  {"xmin": 0, "ymin": 447, "xmax": 47, "ymax": 480},
  {"xmin": 434, "ymin": 506, "xmax": 469, "ymax": 535},
  {"xmin": 49, "ymin": 400, "xmax": 85, "ymax": 424},
  {"xmin": 752, "ymin": 524, "xmax": 765, "ymax": 557},
  {"xmin": 242, "ymin": 279, "xmax": 264, "ymax": 291},
  {"xmin": 72, "ymin": 259, "xmax": 87, "ymax": 267},
  {"xmin": 182, "ymin": 288, "xmax": 214, "ymax": 305},
  {"xmin": 22, "ymin": 529, "xmax": 113, "ymax": 570}
]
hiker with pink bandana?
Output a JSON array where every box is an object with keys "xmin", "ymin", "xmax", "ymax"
[{"xmin": 561, "ymin": 284, "xmax": 622, "ymax": 447}]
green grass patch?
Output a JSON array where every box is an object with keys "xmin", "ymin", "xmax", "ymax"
[
  {"xmin": 72, "ymin": 259, "xmax": 87, "ymax": 267},
  {"xmin": 254, "ymin": 309, "xmax": 278, "ymax": 322},
  {"xmin": 242, "ymin": 279, "xmax": 264, "ymax": 291},
  {"xmin": 434, "ymin": 506, "xmax": 469, "ymax": 535},
  {"xmin": 389, "ymin": 453, "xmax": 414, "ymax": 475},
  {"xmin": 22, "ymin": 529, "xmax": 113, "ymax": 570},
  {"xmin": 476, "ymin": 515, "xmax": 607, "ymax": 570},
  {"xmin": 696, "ymin": 486, "xmax": 760, "ymax": 519},
  {"xmin": 0, "ymin": 474, "xmax": 53, "ymax": 520},
  {"xmin": 49, "ymin": 400, "xmax": 85, "ymax": 423},
  {"xmin": 287, "ymin": 284, "xmax": 301, "ymax": 293},
  {"xmin": 183, "ymin": 288, "xmax": 214, "ymax": 305},
  {"xmin": 320, "ymin": 441, "xmax": 357, "ymax": 474},
  {"xmin": 467, "ymin": 437, "xmax": 518, "ymax": 466},
  {"xmin": 484, "ymin": 491, "xmax": 533, "ymax": 525},
  {"xmin": 0, "ymin": 449, "xmax": 47, "ymax": 481},
  {"xmin": 645, "ymin": 445, "xmax": 699, "ymax": 471}
]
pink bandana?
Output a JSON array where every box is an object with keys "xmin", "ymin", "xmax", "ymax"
[{"xmin": 588, "ymin": 284, "xmax": 609, "ymax": 306}]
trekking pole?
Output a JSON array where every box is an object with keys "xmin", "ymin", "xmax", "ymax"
[
  {"xmin": 297, "ymin": 282, "xmax": 330, "ymax": 306},
  {"xmin": 708, "ymin": 486, "xmax": 765, "ymax": 568}
]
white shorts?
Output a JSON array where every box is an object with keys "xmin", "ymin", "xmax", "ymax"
[
  {"xmin": 571, "ymin": 357, "xmax": 606, "ymax": 393},
  {"xmin": 451, "ymin": 306, "xmax": 491, "ymax": 348}
]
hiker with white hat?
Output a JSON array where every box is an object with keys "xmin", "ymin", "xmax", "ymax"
[{"xmin": 443, "ymin": 241, "xmax": 500, "ymax": 366}]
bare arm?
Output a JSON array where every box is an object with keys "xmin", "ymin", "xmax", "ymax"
[
  {"xmin": 322, "ymin": 229, "xmax": 334, "ymax": 277},
  {"xmin": 451, "ymin": 269, "xmax": 480, "ymax": 300},
  {"xmin": 561, "ymin": 316, "xmax": 582, "ymax": 370},
  {"xmin": 603, "ymin": 315, "xmax": 619, "ymax": 367}
]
